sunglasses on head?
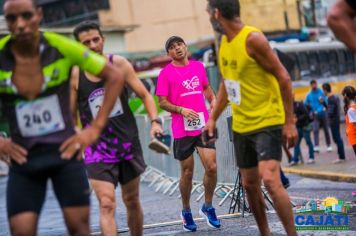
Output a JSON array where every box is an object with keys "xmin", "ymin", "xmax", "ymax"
[{"xmin": 5, "ymin": 11, "xmax": 35, "ymax": 23}]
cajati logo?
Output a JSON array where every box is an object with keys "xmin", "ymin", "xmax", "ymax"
[{"xmin": 294, "ymin": 197, "xmax": 351, "ymax": 231}]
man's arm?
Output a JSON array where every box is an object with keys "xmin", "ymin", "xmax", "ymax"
[
  {"xmin": 69, "ymin": 66, "xmax": 80, "ymax": 125},
  {"xmin": 115, "ymin": 56, "xmax": 157, "ymax": 120},
  {"xmin": 209, "ymin": 81, "xmax": 229, "ymax": 121},
  {"xmin": 205, "ymin": 80, "xmax": 229, "ymax": 137},
  {"xmin": 327, "ymin": 0, "xmax": 356, "ymax": 53},
  {"xmin": 203, "ymin": 85, "xmax": 216, "ymax": 111},
  {"xmin": 246, "ymin": 32, "xmax": 297, "ymax": 147},
  {"xmin": 158, "ymin": 96, "xmax": 181, "ymax": 114},
  {"xmin": 158, "ymin": 96, "xmax": 199, "ymax": 120},
  {"xmin": 114, "ymin": 56, "xmax": 163, "ymax": 137}
]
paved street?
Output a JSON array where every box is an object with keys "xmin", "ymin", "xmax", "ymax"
[
  {"xmin": 1, "ymin": 124, "xmax": 355, "ymax": 235},
  {"xmin": 282, "ymin": 123, "xmax": 356, "ymax": 182},
  {"xmin": 0, "ymin": 173, "xmax": 355, "ymax": 235}
]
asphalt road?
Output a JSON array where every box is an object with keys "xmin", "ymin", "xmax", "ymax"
[{"xmin": 0, "ymin": 174, "xmax": 355, "ymax": 235}]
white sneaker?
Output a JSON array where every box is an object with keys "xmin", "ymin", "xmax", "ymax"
[
  {"xmin": 306, "ymin": 159, "xmax": 315, "ymax": 164},
  {"xmin": 289, "ymin": 161, "xmax": 298, "ymax": 166},
  {"xmin": 332, "ymin": 159, "xmax": 345, "ymax": 164},
  {"xmin": 327, "ymin": 146, "xmax": 333, "ymax": 152},
  {"xmin": 313, "ymin": 146, "xmax": 320, "ymax": 153}
]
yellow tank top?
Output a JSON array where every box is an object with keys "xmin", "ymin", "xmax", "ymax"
[{"xmin": 218, "ymin": 26, "xmax": 285, "ymax": 133}]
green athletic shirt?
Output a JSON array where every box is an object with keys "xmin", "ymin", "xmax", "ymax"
[{"xmin": 0, "ymin": 31, "xmax": 106, "ymax": 149}]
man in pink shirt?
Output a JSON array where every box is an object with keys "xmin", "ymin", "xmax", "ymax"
[{"xmin": 156, "ymin": 36, "xmax": 220, "ymax": 232}]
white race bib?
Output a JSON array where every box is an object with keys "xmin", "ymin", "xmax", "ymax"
[
  {"xmin": 184, "ymin": 112, "xmax": 205, "ymax": 131},
  {"xmin": 88, "ymin": 88, "xmax": 123, "ymax": 119},
  {"xmin": 224, "ymin": 79, "xmax": 241, "ymax": 105},
  {"xmin": 15, "ymin": 95, "xmax": 65, "ymax": 137}
]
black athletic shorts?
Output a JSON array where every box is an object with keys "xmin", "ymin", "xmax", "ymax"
[
  {"xmin": 233, "ymin": 126, "xmax": 282, "ymax": 169},
  {"xmin": 7, "ymin": 144, "xmax": 90, "ymax": 218},
  {"xmin": 173, "ymin": 135, "xmax": 215, "ymax": 161},
  {"xmin": 85, "ymin": 153, "xmax": 146, "ymax": 187}
]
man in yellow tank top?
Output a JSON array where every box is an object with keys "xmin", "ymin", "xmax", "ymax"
[{"xmin": 205, "ymin": 1, "xmax": 298, "ymax": 235}]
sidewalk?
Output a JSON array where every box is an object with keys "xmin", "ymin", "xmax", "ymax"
[{"xmin": 281, "ymin": 123, "xmax": 356, "ymax": 183}]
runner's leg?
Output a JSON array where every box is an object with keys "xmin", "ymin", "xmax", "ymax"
[
  {"xmin": 259, "ymin": 160, "xmax": 297, "ymax": 236},
  {"xmin": 52, "ymin": 159, "xmax": 90, "ymax": 236},
  {"xmin": 121, "ymin": 176, "xmax": 143, "ymax": 236},
  {"xmin": 240, "ymin": 167, "xmax": 271, "ymax": 236},
  {"xmin": 179, "ymin": 155, "xmax": 194, "ymax": 209},
  {"xmin": 62, "ymin": 207, "xmax": 90, "ymax": 236},
  {"xmin": 197, "ymin": 147, "xmax": 217, "ymax": 204},
  {"xmin": 90, "ymin": 179, "xmax": 117, "ymax": 235},
  {"xmin": 7, "ymin": 165, "xmax": 47, "ymax": 236}
]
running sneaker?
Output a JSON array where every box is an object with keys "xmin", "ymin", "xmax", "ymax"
[
  {"xmin": 332, "ymin": 159, "xmax": 345, "ymax": 164},
  {"xmin": 199, "ymin": 206, "xmax": 221, "ymax": 229},
  {"xmin": 306, "ymin": 159, "xmax": 315, "ymax": 164},
  {"xmin": 181, "ymin": 211, "xmax": 197, "ymax": 232},
  {"xmin": 313, "ymin": 146, "xmax": 320, "ymax": 153},
  {"xmin": 327, "ymin": 146, "xmax": 333, "ymax": 152},
  {"xmin": 148, "ymin": 134, "xmax": 171, "ymax": 154},
  {"xmin": 288, "ymin": 161, "xmax": 298, "ymax": 166}
]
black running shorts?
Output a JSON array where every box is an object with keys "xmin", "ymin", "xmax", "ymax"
[
  {"xmin": 85, "ymin": 153, "xmax": 146, "ymax": 187},
  {"xmin": 173, "ymin": 135, "xmax": 215, "ymax": 161},
  {"xmin": 233, "ymin": 126, "xmax": 283, "ymax": 168},
  {"xmin": 7, "ymin": 144, "xmax": 90, "ymax": 218}
]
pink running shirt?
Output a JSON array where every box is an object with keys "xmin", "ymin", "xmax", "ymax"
[{"xmin": 156, "ymin": 60, "xmax": 209, "ymax": 139}]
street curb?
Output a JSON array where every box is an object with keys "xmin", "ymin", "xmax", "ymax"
[{"xmin": 283, "ymin": 167, "xmax": 356, "ymax": 183}]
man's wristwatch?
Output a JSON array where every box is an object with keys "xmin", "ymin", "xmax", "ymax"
[{"xmin": 151, "ymin": 117, "xmax": 162, "ymax": 125}]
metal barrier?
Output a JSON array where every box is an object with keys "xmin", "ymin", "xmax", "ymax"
[{"xmin": 137, "ymin": 106, "xmax": 239, "ymax": 204}]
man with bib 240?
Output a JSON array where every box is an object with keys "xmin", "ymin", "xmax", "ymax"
[
  {"xmin": 205, "ymin": 0, "xmax": 298, "ymax": 235},
  {"xmin": 156, "ymin": 36, "xmax": 220, "ymax": 232},
  {"xmin": 0, "ymin": 0, "xmax": 125, "ymax": 235}
]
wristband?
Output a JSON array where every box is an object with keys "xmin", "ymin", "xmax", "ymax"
[
  {"xmin": 151, "ymin": 117, "xmax": 162, "ymax": 125},
  {"xmin": 178, "ymin": 107, "xmax": 183, "ymax": 114}
]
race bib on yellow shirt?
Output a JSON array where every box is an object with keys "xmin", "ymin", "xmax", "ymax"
[
  {"xmin": 224, "ymin": 79, "xmax": 241, "ymax": 105},
  {"xmin": 184, "ymin": 112, "xmax": 205, "ymax": 131},
  {"xmin": 15, "ymin": 95, "xmax": 65, "ymax": 137}
]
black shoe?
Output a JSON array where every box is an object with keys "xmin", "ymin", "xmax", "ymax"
[{"xmin": 148, "ymin": 134, "xmax": 171, "ymax": 154}]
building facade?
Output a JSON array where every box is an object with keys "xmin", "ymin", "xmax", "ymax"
[{"xmin": 99, "ymin": 0, "xmax": 302, "ymax": 52}]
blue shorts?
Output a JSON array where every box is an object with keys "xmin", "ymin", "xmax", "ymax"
[{"xmin": 7, "ymin": 144, "xmax": 90, "ymax": 218}]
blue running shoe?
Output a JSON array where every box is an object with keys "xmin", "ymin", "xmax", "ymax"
[
  {"xmin": 199, "ymin": 206, "xmax": 221, "ymax": 228},
  {"xmin": 181, "ymin": 211, "xmax": 197, "ymax": 232}
]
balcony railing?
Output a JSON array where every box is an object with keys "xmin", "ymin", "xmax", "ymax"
[{"xmin": 42, "ymin": 11, "xmax": 98, "ymax": 27}]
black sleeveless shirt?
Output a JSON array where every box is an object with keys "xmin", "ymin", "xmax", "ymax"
[{"xmin": 77, "ymin": 55, "xmax": 141, "ymax": 163}]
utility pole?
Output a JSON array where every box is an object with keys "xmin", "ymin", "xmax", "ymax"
[
  {"xmin": 283, "ymin": 0, "xmax": 290, "ymax": 33},
  {"xmin": 296, "ymin": 0, "xmax": 303, "ymax": 28},
  {"xmin": 311, "ymin": 0, "xmax": 317, "ymax": 27}
]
